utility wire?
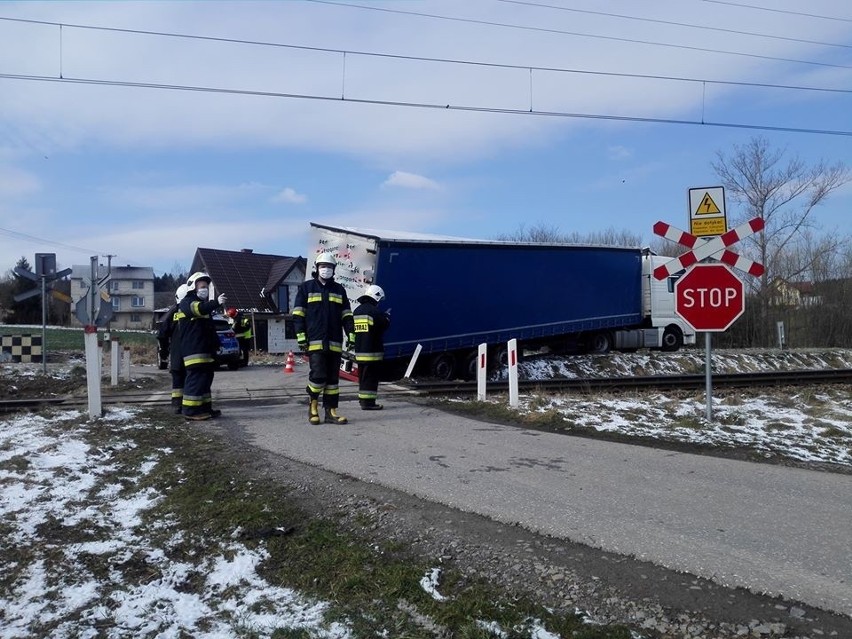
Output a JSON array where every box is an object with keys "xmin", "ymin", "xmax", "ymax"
[
  {"xmin": 496, "ymin": 0, "xmax": 852, "ymax": 50},
  {"xmin": 305, "ymin": 0, "xmax": 852, "ymax": 70},
  {"xmin": 0, "ymin": 16, "xmax": 849, "ymax": 96},
  {"xmin": 2, "ymin": 71, "xmax": 850, "ymax": 137},
  {"xmin": 0, "ymin": 226, "xmax": 103, "ymax": 255},
  {"xmin": 699, "ymin": 0, "xmax": 852, "ymax": 23}
]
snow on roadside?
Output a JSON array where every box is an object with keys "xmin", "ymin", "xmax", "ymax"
[{"xmin": 0, "ymin": 408, "xmax": 352, "ymax": 639}]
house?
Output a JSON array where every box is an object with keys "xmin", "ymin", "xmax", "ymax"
[
  {"xmin": 189, "ymin": 248, "xmax": 306, "ymax": 353},
  {"xmin": 768, "ymin": 278, "xmax": 822, "ymax": 308},
  {"xmin": 70, "ymin": 264, "xmax": 156, "ymax": 330}
]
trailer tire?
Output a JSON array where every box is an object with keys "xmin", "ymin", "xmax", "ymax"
[
  {"xmin": 462, "ymin": 350, "xmax": 479, "ymax": 380},
  {"xmin": 429, "ymin": 353, "xmax": 457, "ymax": 380},
  {"xmin": 661, "ymin": 325, "xmax": 683, "ymax": 351},
  {"xmin": 589, "ymin": 332, "xmax": 612, "ymax": 354}
]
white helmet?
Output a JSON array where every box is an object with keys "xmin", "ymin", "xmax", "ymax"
[
  {"xmin": 175, "ymin": 283, "xmax": 189, "ymax": 303},
  {"xmin": 186, "ymin": 271, "xmax": 211, "ymax": 291},
  {"xmin": 314, "ymin": 252, "xmax": 337, "ymax": 268},
  {"xmin": 363, "ymin": 285, "xmax": 385, "ymax": 303}
]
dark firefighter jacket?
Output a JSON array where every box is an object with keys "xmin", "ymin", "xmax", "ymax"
[
  {"xmin": 157, "ymin": 303, "xmax": 186, "ymax": 371},
  {"xmin": 178, "ymin": 293, "xmax": 221, "ymax": 367},
  {"xmin": 352, "ymin": 300, "xmax": 390, "ymax": 362},
  {"xmin": 231, "ymin": 313, "xmax": 253, "ymax": 339},
  {"xmin": 293, "ymin": 277, "xmax": 354, "ymax": 353}
]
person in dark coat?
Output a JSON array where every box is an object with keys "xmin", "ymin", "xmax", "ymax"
[
  {"xmin": 293, "ymin": 252, "xmax": 354, "ymax": 425},
  {"xmin": 178, "ymin": 272, "xmax": 227, "ymax": 420},
  {"xmin": 352, "ymin": 285, "xmax": 390, "ymax": 410},
  {"xmin": 156, "ymin": 284, "xmax": 189, "ymax": 413},
  {"xmin": 226, "ymin": 307, "xmax": 252, "ymax": 367}
]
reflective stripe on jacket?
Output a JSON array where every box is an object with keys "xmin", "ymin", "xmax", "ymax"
[
  {"xmin": 293, "ymin": 277, "xmax": 354, "ymax": 352},
  {"xmin": 353, "ymin": 301, "xmax": 390, "ymax": 362},
  {"xmin": 178, "ymin": 293, "xmax": 221, "ymax": 367}
]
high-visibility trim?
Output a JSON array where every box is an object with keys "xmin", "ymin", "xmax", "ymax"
[
  {"xmin": 354, "ymin": 316, "xmax": 373, "ymax": 332},
  {"xmin": 329, "ymin": 343, "xmax": 342, "ymax": 353},
  {"xmin": 325, "ymin": 386, "xmax": 340, "ymax": 396},
  {"xmin": 328, "ymin": 293, "xmax": 343, "ymax": 304},
  {"xmin": 171, "ymin": 390, "xmax": 184, "ymax": 399},
  {"xmin": 307, "ymin": 382, "xmax": 324, "ymax": 394},
  {"xmin": 182, "ymin": 395, "xmax": 205, "ymax": 406},
  {"xmin": 292, "ymin": 307, "xmax": 306, "ymax": 317},
  {"xmin": 358, "ymin": 391, "xmax": 378, "ymax": 400},
  {"xmin": 183, "ymin": 353, "xmax": 215, "ymax": 366},
  {"xmin": 307, "ymin": 343, "xmax": 324, "ymax": 351},
  {"xmin": 307, "ymin": 293, "xmax": 323, "ymax": 303},
  {"xmin": 173, "ymin": 311, "xmax": 186, "ymax": 320},
  {"xmin": 190, "ymin": 301, "xmax": 208, "ymax": 318},
  {"xmin": 342, "ymin": 309, "xmax": 353, "ymax": 319},
  {"xmin": 355, "ymin": 353, "xmax": 384, "ymax": 362}
]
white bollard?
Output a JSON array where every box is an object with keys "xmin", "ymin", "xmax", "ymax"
[
  {"xmin": 404, "ymin": 344, "xmax": 423, "ymax": 379},
  {"xmin": 84, "ymin": 330, "xmax": 102, "ymax": 418},
  {"xmin": 507, "ymin": 338, "xmax": 519, "ymax": 408},
  {"xmin": 121, "ymin": 346, "xmax": 131, "ymax": 381},
  {"xmin": 476, "ymin": 343, "xmax": 487, "ymax": 401},
  {"xmin": 110, "ymin": 340, "xmax": 120, "ymax": 386}
]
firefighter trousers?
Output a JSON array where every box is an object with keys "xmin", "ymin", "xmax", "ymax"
[
  {"xmin": 182, "ymin": 363, "xmax": 215, "ymax": 416},
  {"xmin": 306, "ymin": 351, "xmax": 342, "ymax": 409}
]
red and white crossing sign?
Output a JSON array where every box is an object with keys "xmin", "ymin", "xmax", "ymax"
[
  {"xmin": 675, "ymin": 264, "xmax": 744, "ymax": 332},
  {"xmin": 653, "ymin": 217, "xmax": 765, "ymax": 280}
]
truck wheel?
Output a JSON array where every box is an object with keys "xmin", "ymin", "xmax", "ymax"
[
  {"xmin": 490, "ymin": 345, "xmax": 509, "ymax": 371},
  {"xmin": 462, "ymin": 350, "xmax": 480, "ymax": 380},
  {"xmin": 429, "ymin": 353, "xmax": 457, "ymax": 380},
  {"xmin": 589, "ymin": 332, "xmax": 612, "ymax": 354},
  {"xmin": 661, "ymin": 326, "xmax": 683, "ymax": 352}
]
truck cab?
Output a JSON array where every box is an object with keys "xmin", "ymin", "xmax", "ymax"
[{"xmin": 641, "ymin": 252, "xmax": 696, "ymax": 351}]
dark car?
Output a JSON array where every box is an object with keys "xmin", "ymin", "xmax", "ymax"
[{"xmin": 157, "ymin": 313, "xmax": 241, "ymax": 371}]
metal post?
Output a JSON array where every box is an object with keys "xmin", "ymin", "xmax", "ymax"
[
  {"xmin": 111, "ymin": 340, "xmax": 119, "ymax": 386},
  {"xmin": 705, "ymin": 332, "xmax": 712, "ymax": 422},
  {"xmin": 508, "ymin": 338, "xmax": 519, "ymax": 408},
  {"xmin": 41, "ymin": 275, "xmax": 47, "ymax": 374},
  {"xmin": 476, "ymin": 342, "xmax": 487, "ymax": 401}
]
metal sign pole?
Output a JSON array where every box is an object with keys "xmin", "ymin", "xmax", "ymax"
[
  {"xmin": 41, "ymin": 275, "xmax": 47, "ymax": 374},
  {"xmin": 705, "ymin": 333, "xmax": 713, "ymax": 422}
]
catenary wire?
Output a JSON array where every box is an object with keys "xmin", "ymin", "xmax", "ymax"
[
  {"xmin": 2, "ymin": 72, "xmax": 850, "ymax": 138},
  {"xmin": 304, "ymin": 0, "xmax": 852, "ymax": 70},
  {"xmin": 0, "ymin": 15, "xmax": 849, "ymax": 96},
  {"xmin": 699, "ymin": 0, "xmax": 852, "ymax": 23},
  {"xmin": 495, "ymin": 0, "xmax": 852, "ymax": 50},
  {"xmin": 0, "ymin": 226, "xmax": 104, "ymax": 255}
]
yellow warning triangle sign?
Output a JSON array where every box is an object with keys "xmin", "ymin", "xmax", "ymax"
[{"xmin": 696, "ymin": 192, "xmax": 722, "ymax": 215}]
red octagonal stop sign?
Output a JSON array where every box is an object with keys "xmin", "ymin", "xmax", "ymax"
[{"xmin": 674, "ymin": 264, "xmax": 744, "ymax": 332}]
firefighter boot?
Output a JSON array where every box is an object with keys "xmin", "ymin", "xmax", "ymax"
[
  {"xmin": 308, "ymin": 399, "xmax": 320, "ymax": 425},
  {"xmin": 325, "ymin": 407, "xmax": 348, "ymax": 425},
  {"xmin": 360, "ymin": 400, "xmax": 384, "ymax": 411}
]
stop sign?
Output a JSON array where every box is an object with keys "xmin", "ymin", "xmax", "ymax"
[{"xmin": 674, "ymin": 264, "xmax": 744, "ymax": 332}]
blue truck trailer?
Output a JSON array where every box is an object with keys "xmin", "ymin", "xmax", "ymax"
[{"xmin": 308, "ymin": 223, "xmax": 695, "ymax": 379}]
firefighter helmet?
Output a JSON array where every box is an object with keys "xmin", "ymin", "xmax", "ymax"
[
  {"xmin": 186, "ymin": 271, "xmax": 211, "ymax": 291},
  {"xmin": 363, "ymin": 285, "xmax": 385, "ymax": 303},
  {"xmin": 314, "ymin": 252, "xmax": 337, "ymax": 267},
  {"xmin": 175, "ymin": 284, "xmax": 189, "ymax": 303}
]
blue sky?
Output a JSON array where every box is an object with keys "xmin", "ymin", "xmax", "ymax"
[{"xmin": 1, "ymin": 0, "xmax": 851, "ymax": 276}]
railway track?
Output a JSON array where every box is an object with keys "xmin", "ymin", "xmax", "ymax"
[{"xmin": 2, "ymin": 368, "xmax": 850, "ymax": 413}]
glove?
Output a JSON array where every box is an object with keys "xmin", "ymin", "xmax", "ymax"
[
  {"xmin": 217, "ymin": 294, "xmax": 227, "ymax": 305},
  {"xmin": 347, "ymin": 333, "xmax": 356, "ymax": 350},
  {"xmin": 297, "ymin": 341, "xmax": 307, "ymax": 352}
]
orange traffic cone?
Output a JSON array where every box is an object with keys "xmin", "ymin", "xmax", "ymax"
[{"xmin": 283, "ymin": 351, "xmax": 295, "ymax": 374}]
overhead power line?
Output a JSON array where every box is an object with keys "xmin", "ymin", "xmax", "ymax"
[
  {"xmin": 0, "ymin": 226, "xmax": 103, "ymax": 255},
  {"xmin": 305, "ymin": 0, "xmax": 852, "ymax": 70},
  {"xmin": 495, "ymin": 0, "xmax": 852, "ymax": 50},
  {"xmin": 699, "ymin": 0, "xmax": 852, "ymax": 23},
  {"xmin": 0, "ymin": 15, "xmax": 849, "ymax": 96},
  {"xmin": 2, "ymin": 71, "xmax": 850, "ymax": 138}
]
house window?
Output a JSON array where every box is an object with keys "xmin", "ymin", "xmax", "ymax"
[
  {"xmin": 112, "ymin": 297, "xmax": 121, "ymax": 311},
  {"xmin": 130, "ymin": 313, "xmax": 141, "ymax": 322},
  {"xmin": 132, "ymin": 280, "xmax": 144, "ymax": 289},
  {"xmin": 111, "ymin": 280, "xmax": 120, "ymax": 291},
  {"xmin": 131, "ymin": 296, "xmax": 145, "ymax": 307}
]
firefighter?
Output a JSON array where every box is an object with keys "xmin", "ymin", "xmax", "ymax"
[
  {"xmin": 178, "ymin": 272, "xmax": 227, "ymax": 420},
  {"xmin": 226, "ymin": 307, "xmax": 253, "ymax": 367},
  {"xmin": 157, "ymin": 284, "xmax": 189, "ymax": 413},
  {"xmin": 352, "ymin": 285, "xmax": 390, "ymax": 410},
  {"xmin": 293, "ymin": 252, "xmax": 354, "ymax": 425}
]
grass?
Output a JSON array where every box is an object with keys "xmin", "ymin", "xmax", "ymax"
[
  {"xmin": 65, "ymin": 407, "xmax": 635, "ymax": 638},
  {"xmin": 0, "ymin": 324, "xmax": 156, "ymax": 351}
]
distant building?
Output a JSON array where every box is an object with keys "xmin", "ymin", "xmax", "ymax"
[
  {"xmin": 768, "ymin": 278, "xmax": 822, "ymax": 308},
  {"xmin": 70, "ymin": 264, "xmax": 156, "ymax": 330},
  {"xmin": 189, "ymin": 248, "xmax": 306, "ymax": 353}
]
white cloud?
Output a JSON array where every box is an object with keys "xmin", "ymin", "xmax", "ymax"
[
  {"xmin": 607, "ymin": 145, "xmax": 632, "ymax": 160},
  {"xmin": 271, "ymin": 187, "xmax": 307, "ymax": 204},
  {"xmin": 382, "ymin": 171, "xmax": 441, "ymax": 191}
]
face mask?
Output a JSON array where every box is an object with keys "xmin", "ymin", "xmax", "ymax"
[
  {"xmin": 318, "ymin": 267, "xmax": 334, "ymax": 280},
  {"xmin": 196, "ymin": 288, "xmax": 210, "ymax": 300}
]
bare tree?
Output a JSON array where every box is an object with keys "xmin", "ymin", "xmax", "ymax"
[
  {"xmin": 712, "ymin": 136, "xmax": 851, "ymax": 344},
  {"xmin": 496, "ymin": 223, "xmax": 642, "ymax": 247}
]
